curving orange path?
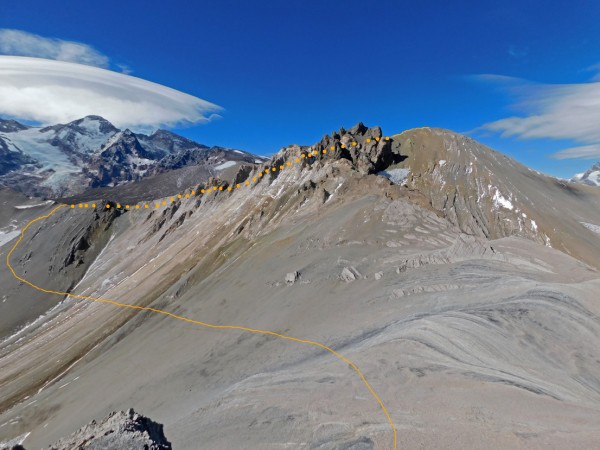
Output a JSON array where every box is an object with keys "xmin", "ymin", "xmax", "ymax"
[{"xmin": 6, "ymin": 175, "xmax": 397, "ymax": 449}]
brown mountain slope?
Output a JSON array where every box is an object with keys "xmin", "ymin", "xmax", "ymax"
[
  {"xmin": 394, "ymin": 127, "xmax": 600, "ymax": 269},
  {"xmin": 1, "ymin": 125, "xmax": 599, "ymax": 449}
]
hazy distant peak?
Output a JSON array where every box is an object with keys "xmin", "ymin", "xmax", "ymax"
[
  {"xmin": 571, "ymin": 162, "xmax": 600, "ymax": 187},
  {"xmin": 0, "ymin": 117, "xmax": 29, "ymax": 132}
]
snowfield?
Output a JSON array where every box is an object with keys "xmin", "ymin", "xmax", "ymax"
[
  {"xmin": 1, "ymin": 128, "xmax": 79, "ymax": 179},
  {"xmin": 214, "ymin": 160, "xmax": 237, "ymax": 170},
  {"xmin": 492, "ymin": 188, "xmax": 514, "ymax": 210},
  {"xmin": 377, "ymin": 168, "xmax": 410, "ymax": 185},
  {"xmin": 0, "ymin": 230, "xmax": 21, "ymax": 248}
]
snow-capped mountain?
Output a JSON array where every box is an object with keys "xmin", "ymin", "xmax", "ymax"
[
  {"xmin": 0, "ymin": 116, "xmax": 266, "ymax": 198},
  {"xmin": 0, "ymin": 119, "xmax": 29, "ymax": 133},
  {"xmin": 571, "ymin": 162, "xmax": 600, "ymax": 187}
]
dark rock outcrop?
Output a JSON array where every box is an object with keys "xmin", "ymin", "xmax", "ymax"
[
  {"xmin": 0, "ymin": 118, "xmax": 29, "ymax": 133},
  {"xmin": 46, "ymin": 409, "xmax": 171, "ymax": 450},
  {"xmin": 315, "ymin": 122, "xmax": 405, "ymax": 174}
]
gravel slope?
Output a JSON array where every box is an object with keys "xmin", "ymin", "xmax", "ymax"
[{"xmin": 1, "ymin": 126, "xmax": 599, "ymax": 449}]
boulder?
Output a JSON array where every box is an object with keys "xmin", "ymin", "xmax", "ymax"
[
  {"xmin": 340, "ymin": 266, "xmax": 361, "ymax": 282},
  {"xmin": 47, "ymin": 409, "xmax": 172, "ymax": 450},
  {"xmin": 285, "ymin": 271, "xmax": 300, "ymax": 285}
]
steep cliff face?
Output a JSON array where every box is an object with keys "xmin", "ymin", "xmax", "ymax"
[{"xmin": 0, "ymin": 188, "xmax": 123, "ymax": 340}]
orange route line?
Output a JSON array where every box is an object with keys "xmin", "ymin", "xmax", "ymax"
[{"xmin": 7, "ymin": 151, "xmax": 397, "ymax": 450}]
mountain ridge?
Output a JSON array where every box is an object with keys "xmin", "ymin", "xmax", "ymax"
[
  {"xmin": 0, "ymin": 115, "xmax": 265, "ymax": 199},
  {"xmin": 2, "ymin": 123, "xmax": 600, "ymax": 449},
  {"xmin": 572, "ymin": 162, "xmax": 600, "ymax": 187}
]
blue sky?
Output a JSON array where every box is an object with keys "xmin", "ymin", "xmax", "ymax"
[{"xmin": 1, "ymin": 0, "xmax": 600, "ymax": 178}]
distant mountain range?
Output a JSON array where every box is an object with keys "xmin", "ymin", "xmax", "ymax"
[
  {"xmin": 572, "ymin": 162, "xmax": 600, "ymax": 187},
  {"xmin": 0, "ymin": 115, "xmax": 267, "ymax": 198}
]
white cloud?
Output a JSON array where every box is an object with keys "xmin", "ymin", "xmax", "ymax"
[
  {"xmin": 0, "ymin": 29, "xmax": 109, "ymax": 68},
  {"xmin": 552, "ymin": 144, "xmax": 600, "ymax": 160},
  {"xmin": 0, "ymin": 56, "xmax": 222, "ymax": 130},
  {"xmin": 478, "ymin": 74, "xmax": 600, "ymax": 160},
  {"xmin": 481, "ymin": 77, "xmax": 600, "ymax": 143}
]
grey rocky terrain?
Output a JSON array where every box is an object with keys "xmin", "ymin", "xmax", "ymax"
[
  {"xmin": 0, "ymin": 409, "xmax": 171, "ymax": 450},
  {"xmin": 1, "ymin": 124, "xmax": 599, "ymax": 449}
]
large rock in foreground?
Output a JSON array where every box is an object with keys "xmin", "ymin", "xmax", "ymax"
[{"xmin": 46, "ymin": 409, "xmax": 171, "ymax": 450}]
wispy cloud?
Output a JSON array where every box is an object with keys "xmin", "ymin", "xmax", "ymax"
[
  {"xmin": 584, "ymin": 62, "xmax": 600, "ymax": 81},
  {"xmin": 477, "ymin": 73, "xmax": 600, "ymax": 160},
  {"xmin": 552, "ymin": 144, "xmax": 600, "ymax": 160},
  {"xmin": 0, "ymin": 29, "xmax": 110, "ymax": 68},
  {"xmin": 508, "ymin": 45, "xmax": 528, "ymax": 59},
  {"xmin": 0, "ymin": 56, "xmax": 222, "ymax": 130}
]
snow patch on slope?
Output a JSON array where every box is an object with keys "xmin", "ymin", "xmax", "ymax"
[
  {"xmin": 0, "ymin": 431, "xmax": 31, "ymax": 447},
  {"xmin": 214, "ymin": 160, "xmax": 237, "ymax": 170},
  {"xmin": 14, "ymin": 200, "xmax": 53, "ymax": 209},
  {"xmin": 582, "ymin": 222, "xmax": 600, "ymax": 235},
  {"xmin": 57, "ymin": 117, "xmax": 116, "ymax": 154},
  {"xmin": 0, "ymin": 230, "xmax": 20, "ymax": 247},
  {"xmin": 492, "ymin": 188, "xmax": 514, "ymax": 210},
  {"xmin": 571, "ymin": 163, "xmax": 600, "ymax": 187},
  {"xmin": 378, "ymin": 168, "xmax": 410, "ymax": 185},
  {"xmin": 584, "ymin": 170, "xmax": 600, "ymax": 186}
]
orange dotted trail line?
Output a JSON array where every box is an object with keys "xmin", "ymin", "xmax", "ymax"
[
  {"xmin": 66, "ymin": 137, "xmax": 392, "ymax": 211},
  {"xmin": 8, "ymin": 190, "xmax": 397, "ymax": 449}
]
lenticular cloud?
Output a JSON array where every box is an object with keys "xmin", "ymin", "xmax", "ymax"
[{"xmin": 0, "ymin": 56, "xmax": 222, "ymax": 129}]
